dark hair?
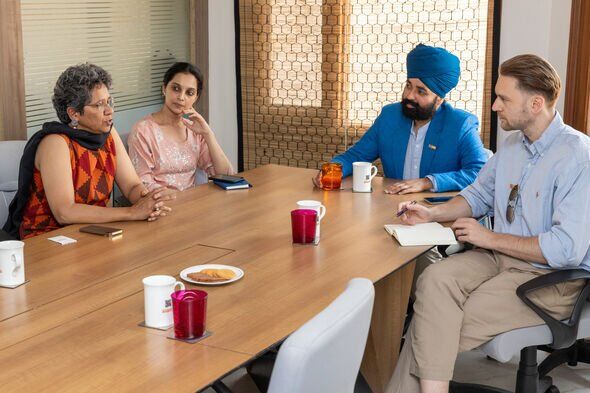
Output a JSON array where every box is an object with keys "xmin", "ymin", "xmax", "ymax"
[
  {"xmin": 52, "ymin": 63, "xmax": 112, "ymax": 124},
  {"xmin": 163, "ymin": 62, "xmax": 204, "ymax": 99},
  {"xmin": 500, "ymin": 54, "xmax": 561, "ymax": 106}
]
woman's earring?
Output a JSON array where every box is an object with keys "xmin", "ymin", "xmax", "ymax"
[{"xmin": 70, "ymin": 119, "xmax": 79, "ymax": 128}]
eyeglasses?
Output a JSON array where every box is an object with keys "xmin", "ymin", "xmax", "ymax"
[
  {"xmin": 506, "ymin": 184, "xmax": 519, "ymax": 224},
  {"xmin": 85, "ymin": 97, "xmax": 115, "ymax": 112}
]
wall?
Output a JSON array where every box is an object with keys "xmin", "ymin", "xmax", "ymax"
[
  {"xmin": 496, "ymin": 0, "xmax": 572, "ymax": 148},
  {"xmin": 26, "ymin": 104, "xmax": 162, "ymax": 143},
  {"xmin": 207, "ymin": 0, "xmax": 239, "ymax": 169}
]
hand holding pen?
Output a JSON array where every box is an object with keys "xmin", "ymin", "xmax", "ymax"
[
  {"xmin": 396, "ymin": 200, "xmax": 417, "ymax": 217},
  {"xmin": 396, "ymin": 200, "xmax": 433, "ymax": 225}
]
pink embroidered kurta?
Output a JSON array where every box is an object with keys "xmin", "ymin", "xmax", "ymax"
[{"xmin": 128, "ymin": 115, "xmax": 215, "ymax": 191}]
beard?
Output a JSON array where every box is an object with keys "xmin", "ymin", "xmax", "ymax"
[
  {"xmin": 401, "ymin": 98, "xmax": 438, "ymax": 121},
  {"xmin": 498, "ymin": 108, "xmax": 534, "ymax": 131}
]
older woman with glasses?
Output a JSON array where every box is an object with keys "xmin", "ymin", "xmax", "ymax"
[{"xmin": 3, "ymin": 63, "xmax": 174, "ymax": 240}]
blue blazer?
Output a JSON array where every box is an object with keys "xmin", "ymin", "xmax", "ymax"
[{"xmin": 332, "ymin": 102, "xmax": 488, "ymax": 192}]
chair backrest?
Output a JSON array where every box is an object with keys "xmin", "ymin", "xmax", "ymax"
[
  {"xmin": 0, "ymin": 140, "xmax": 27, "ymax": 228},
  {"xmin": 267, "ymin": 278, "xmax": 375, "ymax": 393}
]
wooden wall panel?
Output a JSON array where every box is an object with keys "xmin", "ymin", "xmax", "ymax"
[
  {"xmin": 0, "ymin": 0, "xmax": 27, "ymax": 140},
  {"xmin": 565, "ymin": 0, "xmax": 590, "ymax": 134},
  {"xmin": 189, "ymin": 0, "xmax": 210, "ymax": 122}
]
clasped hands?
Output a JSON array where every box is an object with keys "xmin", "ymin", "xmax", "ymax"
[{"xmin": 133, "ymin": 188, "xmax": 176, "ymax": 222}]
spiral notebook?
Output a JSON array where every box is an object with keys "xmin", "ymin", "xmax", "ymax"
[{"xmin": 384, "ymin": 222, "xmax": 457, "ymax": 246}]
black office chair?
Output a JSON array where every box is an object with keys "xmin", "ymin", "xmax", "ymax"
[{"xmin": 450, "ymin": 269, "xmax": 590, "ymax": 393}]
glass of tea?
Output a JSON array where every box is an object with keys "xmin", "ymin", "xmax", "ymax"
[{"xmin": 320, "ymin": 162, "xmax": 343, "ymax": 190}]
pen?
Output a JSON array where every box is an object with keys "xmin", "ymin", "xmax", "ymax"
[{"xmin": 396, "ymin": 200, "xmax": 417, "ymax": 217}]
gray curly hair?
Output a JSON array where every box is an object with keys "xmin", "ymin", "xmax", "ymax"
[{"xmin": 52, "ymin": 63, "xmax": 113, "ymax": 124}]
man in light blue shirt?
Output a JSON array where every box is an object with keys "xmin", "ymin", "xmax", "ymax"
[{"xmin": 388, "ymin": 54, "xmax": 590, "ymax": 393}]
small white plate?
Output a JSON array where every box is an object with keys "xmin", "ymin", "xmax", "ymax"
[{"xmin": 180, "ymin": 264, "xmax": 244, "ymax": 286}]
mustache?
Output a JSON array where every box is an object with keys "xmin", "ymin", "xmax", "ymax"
[
  {"xmin": 402, "ymin": 99, "xmax": 419, "ymax": 108},
  {"xmin": 401, "ymin": 98, "xmax": 437, "ymax": 121}
]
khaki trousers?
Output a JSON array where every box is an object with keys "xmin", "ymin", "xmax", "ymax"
[
  {"xmin": 387, "ymin": 249, "xmax": 585, "ymax": 393},
  {"xmin": 411, "ymin": 248, "xmax": 444, "ymax": 299}
]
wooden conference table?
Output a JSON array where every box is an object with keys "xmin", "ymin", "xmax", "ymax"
[{"xmin": 0, "ymin": 164, "xmax": 439, "ymax": 393}]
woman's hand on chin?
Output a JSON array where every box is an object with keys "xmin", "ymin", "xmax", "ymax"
[{"xmin": 181, "ymin": 109, "xmax": 213, "ymax": 137}]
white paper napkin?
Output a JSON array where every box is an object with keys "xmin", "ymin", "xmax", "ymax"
[{"xmin": 48, "ymin": 235, "xmax": 77, "ymax": 245}]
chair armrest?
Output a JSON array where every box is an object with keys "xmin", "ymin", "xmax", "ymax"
[
  {"xmin": 516, "ymin": 269, "xmax": 590, "ymax": 349},
  {"xmin": 211, "ymin": 381, "xmax": 233, "ymax": 393}
]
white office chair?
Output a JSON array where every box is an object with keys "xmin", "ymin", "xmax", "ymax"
[
  {"xmin": 0, "ymin": 140, "xmax": 27, "ymax": 229},
  {"xmin": 212, "ymin": 278, "xmax": 375, "ymax": 393},
  {"xmin": 450, "ymin": 270, "xmax": 590, "ymax": 393}
]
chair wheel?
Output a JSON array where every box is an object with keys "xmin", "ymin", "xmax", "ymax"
[{"xmin": 545, "ymin": 386, "xmax": 559, "ymax": 393}]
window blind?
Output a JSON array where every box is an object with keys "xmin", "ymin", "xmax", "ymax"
[{"xmin": 21, "ymin": 0, "xmax": 189, "ymax": 130}]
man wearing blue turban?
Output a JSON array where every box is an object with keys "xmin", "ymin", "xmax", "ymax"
[{"xmin": 314, "ymin": 44, "xmax": 488, "ymax": 193}]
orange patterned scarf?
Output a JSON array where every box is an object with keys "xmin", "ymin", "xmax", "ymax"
[{"xmin": 20, "ymin": 134, "xmax": 116, "ymax": 239}]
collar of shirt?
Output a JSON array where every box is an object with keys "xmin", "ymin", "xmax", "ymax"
[
  {"xmin": 521, "ymin": 111, "xmax": 563, "ymax": 157},
  {"xmin": 411, "ymin": 121, "xmax": 431, "ymax": 137}
]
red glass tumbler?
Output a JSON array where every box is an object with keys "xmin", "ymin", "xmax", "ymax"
[
  {"xmin": 291, "ymin": 209, "xmax": 317, "ymax": 244},
  {"xmin": 172, "ymin": 289, "xmax": 208, "ymax": 339}
]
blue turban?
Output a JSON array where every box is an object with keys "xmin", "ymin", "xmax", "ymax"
[{"xmin": 406, "ymin": 44, "xmax": 460, "ymax": 98}]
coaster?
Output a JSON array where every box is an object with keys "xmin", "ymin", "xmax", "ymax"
[
  {"xmin": 0, "ymin": 280, "xmax": 30, "ymax": 289},
  {"xmin": 166, "ymin": 330, "xmax": 212, "ymax": 344},
  {"xmin": 138, "ymin": 321, "xmax": 174, "ymax": 331}
]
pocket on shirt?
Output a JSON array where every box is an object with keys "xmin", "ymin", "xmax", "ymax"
[{"xmin": 523, "ymin": 184, "xmax": 554, "ymax": 229}]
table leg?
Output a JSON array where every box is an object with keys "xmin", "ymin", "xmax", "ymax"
[{"xmin": 361, "ymin": 260, "xmax": 415, "ymax": 393}]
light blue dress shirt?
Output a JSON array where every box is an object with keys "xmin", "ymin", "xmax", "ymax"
[
  {"xmin": 460, "ymin": 112, "xmax": 590, "ymax": 271},
  {"xmin": 402, "ymin": 121, "xmax": 437, "ymax": 190}
]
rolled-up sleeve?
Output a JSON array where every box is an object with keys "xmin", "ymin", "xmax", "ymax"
[
  {"xmin": 458, "ymin": 154, "xmax": 497, "ymax": 218},
  {"xmin": 539, "ymin": 162, "xmax": 590, "ymax": 268}
]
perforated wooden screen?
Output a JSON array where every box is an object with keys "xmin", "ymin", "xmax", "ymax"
[{"xmin": 238, "ymin": 0, "xmax": 495, "ymax": 171}]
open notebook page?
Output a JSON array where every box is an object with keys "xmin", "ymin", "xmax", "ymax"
[{"xmin": 384, "ymin": 222, "xmax": 457, "ymax": 246}]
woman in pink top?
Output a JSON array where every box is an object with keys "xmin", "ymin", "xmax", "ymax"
[{"xmin": 128, "ymin": 62, "xmax": 233, "ymax": 191}]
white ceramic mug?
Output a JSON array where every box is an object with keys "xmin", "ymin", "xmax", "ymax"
[
  {"xmin": 0, "ymin": 241, "xmax": 25, "ymax": 287},
  {"xmin": 352, "ymin": 162, "xmax": 378, "ymax": 193},
  {"xmin": 142, "ymin": 275, "xmax": 185, "ymax": 328},
  {"xmin": 296, "ymin": 200, "xmax": 326, "ymax": 244}
]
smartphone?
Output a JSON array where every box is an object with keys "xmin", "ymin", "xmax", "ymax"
[
  {"xmin": 208, "ymin": 174, "xmax": 245, "ymax": 183},
  {"xmin": 423, "ymin": 196, "xmax": 453, "ymax": 205},
  {"xmin": 80, "ymin": 225, "xmax": 123, "ymax": 237}
]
